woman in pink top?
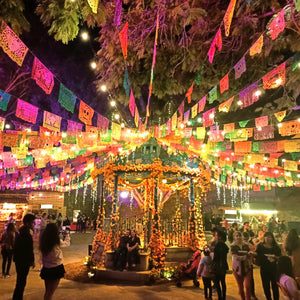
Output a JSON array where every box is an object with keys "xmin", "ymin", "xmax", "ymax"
[{"xmin": 39, "ymin": 223, "xmax": 65, "ymax": 300}]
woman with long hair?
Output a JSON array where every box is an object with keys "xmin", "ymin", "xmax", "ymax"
[
  {"xmin": 285, "ymin": 229, "xmax": 300, "ymax": 278},
  {"xmin": 39, "ymin": 223, "xmax": 65, "ymax": 300},
  {"xmin": 231, "ymin": 231, "xmax": 252, "ymax": 300},
  {"xmin": 277, "ymin": 256, "xmax": 300, "ymax": 300},
  {"xmin": 1, "ymin": 222, "xmax": 15, "ymax": 278},
  {"xmin": 255, "ymin": 232, "xmax": 281, "ymax": 300},
  {"xmin": 213, "ymin": 230, "xmax": 229, "ymax": 300}
]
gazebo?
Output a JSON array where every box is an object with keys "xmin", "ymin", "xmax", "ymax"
[{"xmin": 90, "ymin": 138, "xmax": 210, "ymax": 271}]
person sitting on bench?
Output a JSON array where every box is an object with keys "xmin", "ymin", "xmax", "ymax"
[
  {"xmin": 127, "ymin": 230, "xmax": 140, "ymax": 269},
  {"xmin": 113, "ymin": 229, "xmax": 130, "ymax": 271}
]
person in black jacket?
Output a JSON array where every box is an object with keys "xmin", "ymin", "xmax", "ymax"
[
  {"xmin": 255, "ymin": 232, "xmax": 281, "ymax": 300},
  {"xmin": 13, "ymin": 214, "xmax": 35, "ymax": 300},
  {"xmin": 213, "ymin": 230, "xmax": 229, "ymax": 300}
]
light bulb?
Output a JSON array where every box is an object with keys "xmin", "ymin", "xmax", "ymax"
[
  {"xmin": 275, "ymin": 78, "xmax": 282, "ymax": 85},
  {"xmin": 254, "ymin": 90, "xmax": 261, "ymax": 97},
  {"xmin": 110, "ymin": 100, "xmax": 116, "ymax": 107},
  {"xmin": 101, "ymin": 85, "xmax": 107, "ymax": 92},
  {"xmin": 237, "ymin": 100, "xmax": 243, "ymax": 106},
  {"xmin": 81, "ymin": 31, "xmax": 89, "ymax": 41},
  {"xmin": 90, "ymin": 61, "xmax": 97, "ymax": 69},
  {"xmin": 115, "ymin": 113, "xmax": 120, "ymax": 120}
]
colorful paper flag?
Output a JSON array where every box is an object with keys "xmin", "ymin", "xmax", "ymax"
[
  {"xmin": 234, "ymin": 56, "xmax": 246, "ymax": 79},
  {"xmin": 0, "ymin": 21, "xmax": 28, "ymax": 66},
  {"xmin": 223, "ymin": 0, "xmax": 237, "ymax": 36},
  {"xmin": 184, "ymin": 110, "xmax": 190, "ymax": 124},
  {"xmin": 219, "ymin": 96, "xmax": 234, "ymax": 113},
  {"xmin": 0, "ymin": 89, "xmax": 11, "ymax": 111},
  {"xmin": 274, "ymin": 110, "xmax": 286, "ymax": 122},
  {"xmin": 255, "ymin": 116, "xmax": 268, "ymax": 128},
  {"xmin": 224, "ymin": 123, "xmax": 235, "ymax": 133},
  {"xmin": 207, "ymin": 28, "xmax": 222, "ymax": 63},
  {"xmin": 191, "ymin": 103, "xmax": 198, "ymax": 118},
  {"xmin": 79, "ymin": 101, "xmax": 94, "ymax": 125},
  {"xmin": 250, "ymin": 35, "xmax": 263, "ymax": 56},
  {"xmin": 220, "ymin": 73, "xmax": 229, "ymax": 94},
  {"xmin": 119, "ymin": 22, "xmax": 128, "ymax": 59},
  {"xmin": 198, "ymin": 96, "xmax": 206, "ymax": 113},
  {"xmin": 31, "ymin": 57, "xmax": 54, "ymax": 94},
  {"xmin": 87, "ymin": 0, "xmax": 99, "ymax": 13},
  {"xmin": 111, "ymin": 122, "xmax": 122, "ymax": 140},
  {"xmin": 15, "ymin": 99, "xmax": 38, "ymax": 124},
  {"xmin": 43, "ymin": 111, "xmax": 61, "ymax": 132},
  {"xmin": 209, "ymin": 86, "xmax": 218, "ymax": 104},
  {"xmin": 58, "ymin": 83, "xmax": 76, "ymax": 113},
  {"xmin": 178, "ymin": 101, "xmax": 184, "ymax": 117},
  {"xmin": 239, "ymin": 82, "xmax": 260, "ymax": 108},
  {"xmin": 203, "ymin": 108, "xmax": 215, "ymax": 127},
  {"xmin": 186, "ymin": 84, "xmax": 194, "ymax": 104},
  {"xmin": 269, "ymin": 9, "xmax": 285, "ymax": 40},
  {"xmin": 262, "ymin": 62, "xmax": 285, "ymax": 89},
  {"xmin": 129, "ymin": 90, "xmax": 135, "ymax": 117},
  {"xmin": 67, "ymin": 120, "xmax": 83, "ymax": 134}
]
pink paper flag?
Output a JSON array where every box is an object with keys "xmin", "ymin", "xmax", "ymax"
[
  {"xmin": 67, "ymin": 120, "xmax": 83, "ymax": 134},
  {"xmin": 203, "ymin": 108, "xmax": 215, "ymax": 127},
  {"xmin": 43, "ymin": 111, "xmax": 61, "ymax": 132},
  {"xmin": 31, "ymin": 57, "xmax": 54, "ymax": 94},
  {"xmin": 198, "ymin": 96, "xmax": 206, "ymax": 113},
  {"xmin": 269, "ymin": 9, "xmax": 285, "ymax": 40},
  {"xmin": 255, "ymin": 116, "xmax": 268, "ymax": 128},
  {"xmin": 16, "ymin": 99, "xmax": 38, "ymax": 124},
  {"xmin": 129, "ymin": 90, "xmax": 135, "ymax": 117}
]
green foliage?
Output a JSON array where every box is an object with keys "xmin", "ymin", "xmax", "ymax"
[
  {"xmin": 0, "ymin": 0, "xmax": 30, "ymax": 34},
  {"xmin": 35, "ymin": 0, "xmax": 106, "ymax": 44}
]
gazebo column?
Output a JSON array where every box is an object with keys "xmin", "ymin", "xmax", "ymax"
[
  {"xmin": 149, "ymin": 180, "xmax": 166, "ymax": 269},
  {"xmin": 91, "ymin": 174, "xmax": 106, "ymax": 264},
  {"xmin": 187, "ymin": 180, "xmax": 200, "ymax": 251},
  {"xmin": 195, "ymin": 185, "xmax": 206, "ymax": 249},
  {"xmin": 106, "ymin": 175, "xmax": 119, "ymax": 251}
]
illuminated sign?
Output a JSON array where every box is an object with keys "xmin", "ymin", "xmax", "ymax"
[
  {"xmin": 41, "ymin": 204, "xmax": 53, "ymax": 209},
  {"xmin": 225, "ymin": 210, "xmax": 237, "ymax": 215},
  {"xmin": 3, "ymin": 203, "xmax": 16, "ymax": 209}
]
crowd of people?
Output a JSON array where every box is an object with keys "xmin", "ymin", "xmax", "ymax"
[
  {"xmin": 194, "ymin": 219, "xmax": 300, "ymax": 300},
  {"xmin": 1, "ymin": 213, "xmax": 72, "ymax": 300}
]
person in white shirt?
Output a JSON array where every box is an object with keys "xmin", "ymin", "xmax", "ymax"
[
  {"xmin": 277, "ymin": 256, "xmax": 300, "ymax": 300},
  {"xmin": 39, "ymin": 223, "xmax": 65, "ymax": 300}
]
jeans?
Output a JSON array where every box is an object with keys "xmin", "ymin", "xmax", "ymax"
[
  {"xmin": 260, "ymin": 269, "xmax": 279, "ymax": 300},
  {"xmin": 1, "ymin": 248, "xmax": 13, "ymax": 275},
  {"xmin": 202, "ymin": 277, "xmax": 212, "ymax": 298},
  {"xmin": 13, "ymin": 263, "xmax": 30, "ymax": 300},
  {"xmin": 213, "ymin": 273, "xmax": 227, "ymax": 300}
]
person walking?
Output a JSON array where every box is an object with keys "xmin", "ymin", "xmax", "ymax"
[
  {"xmin": 12, "ymin": 214, "xmax": 35, "ymax": 300},
  {"xmin": 255, "ymin": 232, "xmax": 281, "ymax": 300},
  {"xmin": 231, "ymin": 231, "xmax": 252, "ymax": 300},
  {"xmin": 212, "ymin": 230, "xmax": 229, "ymax": 300},
  {"xmin": 277, "ymin": 256, "xmax": 300, "ymax": 300},
  {"xmin": 1, "ymin": 222, "xmax": 16, "ymax": 278},
  {"xmin": 285, "ymin": 229, "xmax": 300, "ymax": 278},
  {"xmin": 39, "ymin": 223, "xmax": 65, "ymax": 300},
  {"xmin": 197, "ymin": 248, "xmax": 214, "ymax": 300}
]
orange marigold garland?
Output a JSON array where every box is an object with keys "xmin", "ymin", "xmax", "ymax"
[{"xmin": 149, "ymin": 181, "xmax": 166, "ymax": 270}]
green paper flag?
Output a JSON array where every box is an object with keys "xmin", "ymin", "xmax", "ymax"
[
  {"xmin": 58, "ymin": 84, "xmax": 76, "ymax": 113},
  {"xmin": 195, "ymin": 67, "xmax": 203, "ymax": 85},
  {"xmin": 209, "ymin": 86, "xmax": 218, "ymax": 104},
  {"xmin": 295, "ymin": 0, "xmax": 300, "ymax": 11},
  {"xmin": 239, "ymin": 120, "xmax": 249, "ymax": 127}
]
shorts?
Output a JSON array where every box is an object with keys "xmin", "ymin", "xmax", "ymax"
[{"xmin": 40, "ymin": 264, "xmax": 65, "ymax": 280}]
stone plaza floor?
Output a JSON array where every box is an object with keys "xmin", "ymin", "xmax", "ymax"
[{"xmin": 0, "ymin": 232, "xmax": 283, "ymax": 299}]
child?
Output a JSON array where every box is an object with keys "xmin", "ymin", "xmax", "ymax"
[
  {"xmin": 277, "ymin": 256, "xmax": 300, "ymax": 300},
  {"xmin": 60, "ymin": 228, "xmax": 71, "ymax": 248},
  {"xmin": 197, "ymin": 248, "xmax": 214, "ymax": 300}
]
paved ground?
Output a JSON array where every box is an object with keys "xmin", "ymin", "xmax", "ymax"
[{"xmin": 0, "ymin": 232, "xmax": 283, "ymax": 300}]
